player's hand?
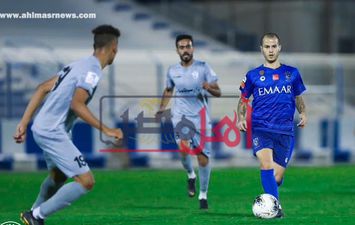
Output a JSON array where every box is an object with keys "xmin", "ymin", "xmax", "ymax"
[
  {"xmin": 14, "ymin": 123, "xmax": 27, "ymax": 143},
  {"xmin": 104, "ymin": 128, "xmax": 123, "ymax": 140},
  {"xmin": 237, "ymin": 119, "xmax": 247, "ymax": 132},
  {"xmin": 297, "ymin": 112, "xmax": 307, "ymax": 128},
  {"xmin": 202, "ymin": 82, "xmax": 210, "ymax": 91},
  {"xmin": 155, "ymin": 109, "xmax": 164, "ymax": 122}
]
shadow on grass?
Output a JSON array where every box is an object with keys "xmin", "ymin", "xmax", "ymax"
[{"xmin": 198, "ymin": 211, "xmax": 253, "ymax": 218}]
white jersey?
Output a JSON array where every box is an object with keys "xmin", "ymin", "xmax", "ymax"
[
  {"xmin": 166, "ymin": 60, "xmax": 218, "ymax": 119},
  {"xmin": 166, "ymin": 60, "xmax": 218, "ymax": 156},
  {"xmin": 32, "ymin": 55, "xmax": 102, "ymax": 134}
]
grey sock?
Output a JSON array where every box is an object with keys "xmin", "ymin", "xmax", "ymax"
[
  {"xmin": 199, "ymin": 163, "xmax": 211, "ymax": 193},
  {"xmin": 32, "ymin": 176, "xmax": 64, "ymax": 210},
  {"xmin": 181, "ymin": 154, "xmax": 194, "ymax": 174},
  {"xmin": 39, "ymin": 182, "xmax": 88, "ymax": 217}
]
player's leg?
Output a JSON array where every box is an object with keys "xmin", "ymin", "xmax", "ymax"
[
  {"xmin": 253, "ymin": 130, "xmax": 279, "ymax": 199},
  {"xmin": 178, "ymin": 140, "xmax": 196, "ymax": 197},
  {"xmin": 193, "ymin": 123, "xmax": 211, "ymax": 209},
  {"xmin": 272, "ymin": 134, "xmax": 294, "ymax": 187},
  {"xmin": 31, "ymin": 167, "xmax": 67, "ymax": 210},
  {"xmin": 35, "ymin": 170, "xmax": 94, "ymax": 219},
  {"xmin": 197, "ymin": 153, "xmax": 210, "ymax": 209},
  {"xmin": 273, "ymin": 163, "xmax": 285, "ymax": 186},
  {"xmin": 272, "ymin": 163, "xmax": 286, "ymax": 218},
  {"xmin": 179, "ymin": 140, "xmax": 196, "ymax": 177},
  {"xmin": 271, "ymin": 134, "xmax": 294, "ymax": 218},
  {"xmin": 256, "ymin": 148, "xmax": 279, "ymax": 200},
  {"xmin": 29, "ymin": 131, "xmax": 92, "ymax": 221}
]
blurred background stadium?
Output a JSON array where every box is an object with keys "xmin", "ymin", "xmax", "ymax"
[{"xmin": 0, "ymin": 0, "xmax": 354, "ymax": 170}]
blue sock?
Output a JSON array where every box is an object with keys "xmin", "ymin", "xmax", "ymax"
[
  {"xmin": 261, "ymin": 169, "xmax": 279, "ymax": 199},
  {"xmin": 181, "ymin": 155, "xmax": 194, "ymax": 174},
  {"xmin": 198, "ymin": 162, "xmax": 211, "ymax": 196},
  {"xmin": 32, "ymin": 176, "xmax": 64, "ymax": 210},
  {"xmin": 38, "ymin": 182, "xmax": 88, "ymax": 218}
]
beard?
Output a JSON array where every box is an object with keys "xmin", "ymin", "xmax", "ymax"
[
  {"xmin": 266, "ymin": 58, "xmax": 277, "ymax": 64},
  {"xmin": 264, "ymin": 53, "xmax": 279, "ymax": 64},
  {"xmin": 180, "ymin": 53, "xmax": 193, "ymax": 64},
  {"xmin": 107, "ymin": 55, "xmax": 115, "ymax": 65}
]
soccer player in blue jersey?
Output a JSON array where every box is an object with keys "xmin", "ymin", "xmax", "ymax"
[
  {"xmin": 13, "ymin": 25, "xmax": 123, "ymax": 225},
  {"xmin": 157, "ymin": 34, "xmax": 221, "ymax": 209},
  {"xmin": 237, "ymin": 33, "xmax": 307, "ymax": 217}
]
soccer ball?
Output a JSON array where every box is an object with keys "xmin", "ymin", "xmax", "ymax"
[{"xmin": 252, "ymin": 194, "xmax": 280, "ymax": 219}]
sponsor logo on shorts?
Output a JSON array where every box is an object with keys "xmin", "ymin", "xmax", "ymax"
[{"xmin": 253, "ymin": 137, "xmax": 259, "ymax": 147}]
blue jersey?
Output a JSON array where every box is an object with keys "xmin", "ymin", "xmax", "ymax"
[
  {"xmin": 166, "ymin": 60, "xmax": 218, "ymax": 118},
  {"xmin": 32, "ymin": 56, "xmax": 102, "ymax": 134},
  {"xmin": 239, "ymin": 64, "xmax": 306, "ymax": 135}
]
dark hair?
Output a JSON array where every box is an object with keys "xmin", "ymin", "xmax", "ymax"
[
  {"xmin": 260, "ymin": 32, "xmax": 281, "ymax": 46},
  {"xmin": 175, "ymin": 34, "xmax": 193, "ymax": 47},
  {"xmin": 92, "ymin": 25, "xmax": 120, "ymax": 49}
]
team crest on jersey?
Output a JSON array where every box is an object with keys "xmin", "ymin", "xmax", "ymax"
[
  {"xmin": 85, "ymin": 71, "xmax": 99, "ymax": 87},
  {"xmin": 192, "ymin": 71, "xmax": 199, "ymax": 79},
  {"xmin": 285, "ymin": 71, "xmax": 292, "ymax": 81},
  {"xmin": 259, "ymin": 70, "xmax": 265, "ymax": 76},
  {"xmin": 253, "ymin": 137, "xmax": 259, "ymax": 147},
  {"xmin": 260, "ymin": 76, "xmax": 265, "ymax": 81}
]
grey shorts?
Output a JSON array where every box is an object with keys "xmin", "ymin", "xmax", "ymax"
[
  {"xmin": 172, "ymin": 115, "xmax": 211, "ymax": 157},
  {"xmin": 32, "ymin": 129, "xmax": 90, "ymax": 178}
]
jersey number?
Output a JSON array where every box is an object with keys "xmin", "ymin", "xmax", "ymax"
[
  {"xmin": 52, "ymin": 66, "xmax": 72, "ymax": 91},
  {"xmin": 74, "ymin": 155, "xmax": 87, "ymax": 168}
]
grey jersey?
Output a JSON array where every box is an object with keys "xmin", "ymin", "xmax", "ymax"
[
  {"xmin": 32, "ymin": 56, "xmax": 102, "ymax": 134},
  {"xmin": 166, "ymin": 60, "xmax": 218, "ymax": 118}
]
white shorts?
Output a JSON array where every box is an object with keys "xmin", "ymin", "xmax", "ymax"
[
  {"xmin": 172, "ymin": 115, "xmax": 211, "ymax": 157},
  {"xmin": 32, "ymin": 129, "xmax": 90, "ymax": 178}
]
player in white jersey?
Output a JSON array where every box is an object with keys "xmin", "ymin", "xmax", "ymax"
[
  {"xmin": 157, "ymin": 34, "xmax": 221, "ymax": 209},
  {"xmin": 14, "ymin": 25, "xmax": 123, "ymax": 225}
]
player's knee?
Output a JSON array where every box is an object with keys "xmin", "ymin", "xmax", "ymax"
[
  {"xmin": 198, "ymin": 155, "xmax": 209, "ymax": 167},
  {"xmin": 85, "ymin": 179, "xmax": 95, "ymax": 190},
  {"xmin": 79, "ymin": 177, "xmax": 95, "ymax": 190},
  {"xmin": 75, "ymin": 173, "xmax": 95, "ymax": 190},
  {"xmin": 259, "ymin": 161, "xmax": 273, "ymax": 170}
]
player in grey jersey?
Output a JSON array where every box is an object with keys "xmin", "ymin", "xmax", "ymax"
[
  {"xmin": 14, "ymin": 25, "xmax": 123, "ymax": 225},
  {"xmin": 157, "ymin": 34, "xmax": 221, "ymax": 209}
]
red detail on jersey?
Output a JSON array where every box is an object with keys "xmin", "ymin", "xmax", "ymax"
[
  {"xmin": 273, "ymin": 74, "xmax": 279, "ymax": 80},
  {"xmin": 246, "ymin": 104, "xmax": 253, "ymax": 149}
]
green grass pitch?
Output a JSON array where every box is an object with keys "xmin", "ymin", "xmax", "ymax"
[{"xmin": 0, "ymin": 166, "xmax": 354, "ymax": 225}]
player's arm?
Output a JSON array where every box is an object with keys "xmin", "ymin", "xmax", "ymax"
[
  {"xmin": 237, "ymin": 96, "xmax": 248, "ymax": 132},
  {"xmin": 296, "ymin": 95, "xmax": 307, "ymax": 128},
  {"xmin": 70, "ymin": 88, "xmax": 123, "ymax": 139},
  {"xmin": 157, "ymin": 87, "xmax": 174, "ymax": 112},
  {"xmin": 14, "ymin": 75, "xmax": 58, "ymax": 143},
  {"xmin": 202, "ymin": 82, "xmax": 221, "ymax": 97}
]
